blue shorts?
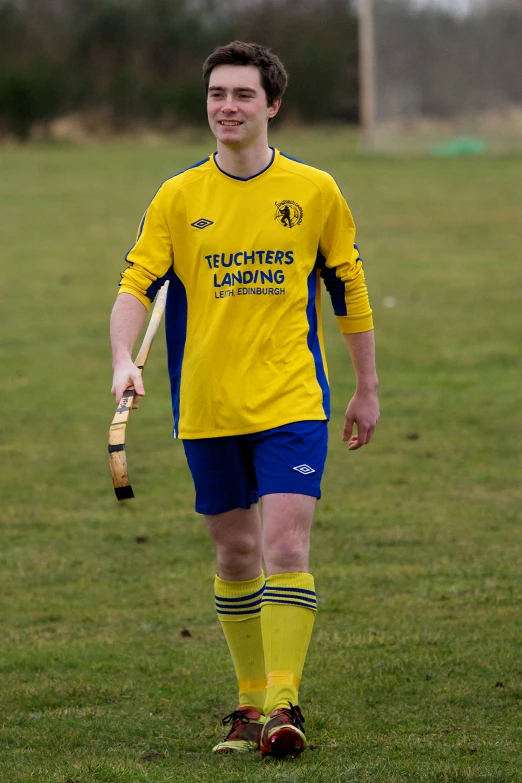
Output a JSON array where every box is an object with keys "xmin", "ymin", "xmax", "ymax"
[{"xmin": 183, "ymin": 420, "xmax": 328, "ymax": 515}]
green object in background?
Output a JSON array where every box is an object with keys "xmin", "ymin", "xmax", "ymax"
[{"xmin": 431, "ymin": 136, "xmax": 487, "ymax": 157}]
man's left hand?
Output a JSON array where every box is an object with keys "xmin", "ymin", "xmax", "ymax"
[{"xmin": 343, "ymin": 390, "xmax": 380, "ymax": 450}]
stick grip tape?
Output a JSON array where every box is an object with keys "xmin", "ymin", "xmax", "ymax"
[{"xmin": 115, "ymin": 485, "xmax": 135, "ymax": 501}]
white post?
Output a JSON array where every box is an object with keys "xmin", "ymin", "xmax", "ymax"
[{"xmin": 359, "ymin": 0, "xmax": 376, "ymax": 151}]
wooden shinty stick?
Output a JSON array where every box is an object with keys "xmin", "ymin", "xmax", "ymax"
[{"xmin": 108, "ymin": 281, "xmax": 169, "ymax": 500}]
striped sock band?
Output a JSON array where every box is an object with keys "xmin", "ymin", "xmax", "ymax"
[
  {"xmin": 261, "ymin": 572, "xmax": 317, "ymax": 613},
  {"xmin": 215, "ymin": 574, "xmax": 265, "ymax": 621}
]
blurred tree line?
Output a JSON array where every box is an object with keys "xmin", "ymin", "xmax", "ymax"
[
  {"xmin": 0, "ymin": 0, "xmax": 359, "ymax": 140},
  {"xmin": 374, "ymin": 0, "xmax": 522, "ymax": 121},
  {"xmin": 2, "ymin": 0, "xmax": 520, "ymax": 141}
]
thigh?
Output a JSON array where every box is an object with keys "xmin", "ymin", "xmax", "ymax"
[
  {"xmin": 262, "ymin": 492, "xmax": 317, "ymax": 573},
  {"xmin": 249, "ymin": 420, "xmax": 328, "ymax": 500},
  {"xmin": 183, "ymin": 435, "xmax": 258, "ymax": 515}
]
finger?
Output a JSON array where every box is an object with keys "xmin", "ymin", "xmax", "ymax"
[
  {"xmin": 112, "ymin": 378, "xmax": 132, "ymax": 401},
  {"xmin": 116, "ymin": 387, "xmax": 133, "ymax": 409},
  {"xmin": 113, "ymin": 386, "xmax": 124, "ymax": 404},
  {"xmin": 348, "ymin": 435, "xmax": 361, "ymax": 450},
  {"xmin": 129, "ymin": 391, "xmax": 139, "ymax": 407},
  {"xmin": 343, "ymin": 415, "xmax": 355, "ymax": 442},
  {"xmin": 131, "ymin": 373, "xmax": 145, "ymax": 397},
  {"xmin": 349, "ymin": 425, "xmax": 375, "ymax": 449},
  {"xmin": 357, "ymin": 424, "xmax": 369, "ymax": 447}
]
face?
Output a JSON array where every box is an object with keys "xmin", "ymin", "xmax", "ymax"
[{"xmin": 207, "ymin": 64, "xmax": 281, "ymax": 148}]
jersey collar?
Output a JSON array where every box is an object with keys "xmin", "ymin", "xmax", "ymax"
[{"xmin": 211, "ymin": 147, "xmax": 278, "ymax": 182}]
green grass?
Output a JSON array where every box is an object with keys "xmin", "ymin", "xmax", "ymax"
[{"xmin": 1, "ymin": 128, "xmax": 521, "ymax": 782}]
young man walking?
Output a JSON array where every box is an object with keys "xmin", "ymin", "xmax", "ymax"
[{"xmin": 110, "ymin": 41, "xmax": 379, "ymax": 759}]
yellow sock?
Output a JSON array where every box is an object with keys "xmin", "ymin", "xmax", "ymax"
[
  {"xmin": 215, "ymin": 573, "xmax": 267, "ymax": 713},
  {"xmin": 261, "ymin": 572, "xmax": 317, "ymax": 715}
]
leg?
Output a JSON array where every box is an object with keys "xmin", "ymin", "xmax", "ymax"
[
  {"xmin": 259, "ymin": 493, "xmax": 318, "ymax": 758},
  {"xmin": 247, "ymin": 420, "xmax": 326, "ymax": 750},
  {"xmin": 206, "ymin": 506, "xmax": 267, "ymax": 751},
  {"xmin": 182, "ymin": 438, "xmax": 267, "ymax": 751}
]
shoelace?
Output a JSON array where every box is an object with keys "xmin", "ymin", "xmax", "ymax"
[
  {"xmin": 281, "ymin": 702, "xmax": 305, "ymax": 733},
  {"xmin": 221, "ymin": 709, "xmax": 251, "ymax": 738}
]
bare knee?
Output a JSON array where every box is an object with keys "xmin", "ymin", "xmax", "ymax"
[
  {"xmin": 263, "ymin": 528, "xmax": 310, "ymax": 574},
  {"xmin": 205, "ymin": 505, "xmax": 262, "ymax": 581},
  {"xmin": 215, "ymin": 531, "xmax": 261, "ymax": 577}
]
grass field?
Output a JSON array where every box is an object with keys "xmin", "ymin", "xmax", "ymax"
[{"xmin": 1, "ymin": 129, "xmax": 521, "ymax": 783}]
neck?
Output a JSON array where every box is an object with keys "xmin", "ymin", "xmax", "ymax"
[{"xmin": 215, "ymin": 140, "xmax": 273, "ymax": 179}]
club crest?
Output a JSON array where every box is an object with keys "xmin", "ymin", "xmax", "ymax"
[{"xmin": 274, "ymin": 200, "xmax": 303, "ymax": 229}]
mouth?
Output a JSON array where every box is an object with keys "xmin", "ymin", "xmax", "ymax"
[{"xmin": 219, "ymin": 120, "xmax": 243, "ymax": 126}]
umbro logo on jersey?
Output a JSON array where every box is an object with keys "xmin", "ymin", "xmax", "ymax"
[
  {"xmin": 275, "ymin": 200, "xmax": 303, "ymax": 229},
  {"xmin": 293, "ymin": 464, "xmax": 316, "ymax": 475},
  {"xmin": 191, "ymin": 218, "xmax": 214, "ymax": 229}
]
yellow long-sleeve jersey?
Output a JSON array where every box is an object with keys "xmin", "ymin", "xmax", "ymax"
[{"xmin": 119, "ymin": 148, "xmax": 373, "ymax": 438}]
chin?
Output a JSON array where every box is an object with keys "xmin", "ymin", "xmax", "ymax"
[{"xmin": 219, "ymin": 132, "xmax": 245, "ymax": 145}]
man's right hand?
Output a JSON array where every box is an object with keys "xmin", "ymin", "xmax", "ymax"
[{"xmin": 111, "ymin": 360, "xmax": 145, "ymax": 409}]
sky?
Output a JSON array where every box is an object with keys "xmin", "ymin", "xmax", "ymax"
[{"xmin": 411, "ymin": 0, "xmax": 485, "ymax": 13}]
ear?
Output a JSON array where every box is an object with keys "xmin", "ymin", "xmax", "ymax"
[{"xmin": 267, "ymin": 98, "xmax": 282, "ymax": 120}]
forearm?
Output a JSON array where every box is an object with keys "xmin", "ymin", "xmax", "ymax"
[
  {"xmin": 342, "ymin": 330, "xmax": 379, "ymax": 448},
  {"xmin": 110, "ymin": 292, "xmax": 147, "ymax": 367},
  {"xmin": 343, "ymin": 330, "xmax": 378, "ymax": 391}
]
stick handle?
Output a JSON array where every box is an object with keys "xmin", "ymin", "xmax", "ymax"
[
  {"xmin": 134, "ymin": 280, "xmax": 169, "ymax": 370},
  {"xmin": 110, "ymin": 281, "xmax": 169, "ymax": 426}
]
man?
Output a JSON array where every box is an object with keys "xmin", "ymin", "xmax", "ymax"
[{"xmin": 110, "ymin": 41, "xmax": 379, "ymax": 759}]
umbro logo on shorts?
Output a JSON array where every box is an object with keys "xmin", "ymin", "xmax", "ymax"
[
  {"xmin": 191, "ymin": 218, "xmax": 214, "ymax": 229},
  {"xmin": 293, "ymin": 464, "xmax": 316, "ymax": 475}
]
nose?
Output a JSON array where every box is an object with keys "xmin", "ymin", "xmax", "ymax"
[{"xmin": 222, "ymin": 94, "xmax": 238, "ymax": 113}]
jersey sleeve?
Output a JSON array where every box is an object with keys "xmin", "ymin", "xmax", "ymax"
[
  {"xmin": 118, "ymin": 184, "xmax": 173, "ymax": 309},
  {"xmin": 318, "ymin": 179, "xmax": 373, "ymax": 334}
]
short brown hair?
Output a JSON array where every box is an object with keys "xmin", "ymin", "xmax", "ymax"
[{"xmin": 203, "ymin": 41, "xmax": 288, "ymax": 107}]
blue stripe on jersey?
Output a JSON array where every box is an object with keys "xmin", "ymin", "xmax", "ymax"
[
  {"xmin": 173, "ymin": 157, "xmax": 210, "ymax": 176},
  {"xmin": 306, "ymin": 267, "xmax": 330, "ymax": 419},
  {"xmin": 315, "ymin": 250, "xmax": 348, "ymax": 316},
  {"xmin": 137, "ymin": 212, "xmax": 147, "ymax": 240},
  {"xmin": 214, "ymin": 586, "xmax": 265, "ymax": 603},
  {"xmin": 165, "ymin": 270, "xmax": 188, "ymax": 438},
  {"xmin": 141, "ymin": 157, "xmax": 210, "ymax": 237},
  {"xmin": 280, "ymin": 152, "xmax": 345, "ymax": 195},
  {"xmin": 145, "ymin": 268, "xmax": 172, "ymax": 303},
  {"xmin": 279, "ymin": 151, "xmax": 311, "ymax": 167},
  {"xmin": 123, "ymin": 157, "xmax": 209, "ymax": 263}
]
